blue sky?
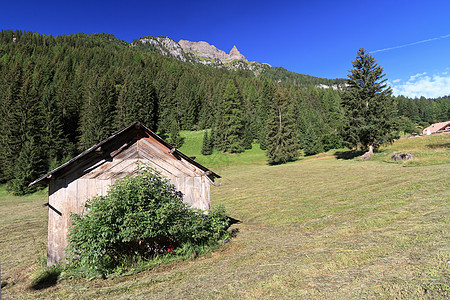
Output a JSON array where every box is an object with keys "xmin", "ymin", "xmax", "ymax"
[{"xmin": 2, "ymin": 0, "xmax": 449, "ymax": 98}]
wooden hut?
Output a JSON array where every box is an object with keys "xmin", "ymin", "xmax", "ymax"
[{"xmin": 29, "ymin": 122, "xmax": 220, "ymax": 266}]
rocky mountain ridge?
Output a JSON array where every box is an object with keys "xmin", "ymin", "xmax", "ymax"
[
  {"xmin": 135, "ymin": 36, "xmax": 270, "ymax": 75},
  {"xmin": 134, "ymin": 35, "xmax": 345, "ymax": 87},
  {"xmin": 178, "ymin": 40, "xmax": 247, "ymax": 63}
]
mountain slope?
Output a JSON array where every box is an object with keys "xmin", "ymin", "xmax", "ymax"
[{"xmin": 134, "ymin": 35, "xmax": 345, "ymax": 87}]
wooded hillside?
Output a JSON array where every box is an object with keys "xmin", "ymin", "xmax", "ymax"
[{"xmin": 0, "ymin": 30, "xmax": 449, "ymax": 194}]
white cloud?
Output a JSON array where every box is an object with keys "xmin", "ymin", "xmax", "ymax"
[
  {"xmin": 389, "ymin": 72, "xmax": 450, "ymax": 98},
  {"xmin": 409, "ymin": 72, "xmax": 427, "ymax": 81}
]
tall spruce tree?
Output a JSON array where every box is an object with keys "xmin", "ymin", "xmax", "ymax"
[
  {"xmin": 257, "ymin": 81, "xmax": 274, "ymax": 150},
  {"xmin": 201, "ymin": 130, "xmax": 212, "ymax": 155},
  {"xmin": 265, "ymin": 88, "xmax": 299, "ymax": 165},
  {"xmin": 79, "ymin": 74, "xmax": 117, "ymax": 149},
  {"xmin": 168, "ymin": 116, "xmax": 184, "ymax": 148},
  {"xmin": 302, "ymin": 125, "xmax": 323, "ymax": 156},
  {"xmin": 215, "ymin": 79, "xmax": 245, "ymax": 153},
  {"xmin": 341, "ymin": 48, "xmax": 397, "ymax": 153}
]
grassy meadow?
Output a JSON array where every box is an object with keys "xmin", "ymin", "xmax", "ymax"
[{"xmin": 1, "ymin": 132, "xmax": 449, "ymax": 299}]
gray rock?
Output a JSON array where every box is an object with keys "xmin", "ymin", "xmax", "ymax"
[
  {"xmin": 391, "ymin": 153, "xmax": 414, "ymax": 161},
  {"xmin": 179, "ymin": 40, "xmax": 248, "ymax": 63}
]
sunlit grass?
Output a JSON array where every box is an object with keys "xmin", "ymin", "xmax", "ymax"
[
  {"xmin": 375, "ymin": 132, "xmax": 450, "ymax": 166},
  {"xmin": 1, "ymin": 132, "xmax": 449, "ymax": 299}
]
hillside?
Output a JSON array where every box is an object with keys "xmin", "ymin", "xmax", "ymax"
[
  {"xmin": 133, "ymin": 35, "xmax": 346, "ymax": 85},
  {"xmin": 0, "ymin": 29, "xmax": 448, "ymax": 196},
  {"xmin": 1, "ymin": 133, "xmax": 449, "ymax": 298},
  {"xmin": 0, "ymin": 30, "xmax": 348, "ymax": 194}
]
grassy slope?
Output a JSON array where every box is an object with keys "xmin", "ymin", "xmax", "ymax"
[{"xmin": 1, "ymin": 132, "xmax": 449, "ymax": 299}]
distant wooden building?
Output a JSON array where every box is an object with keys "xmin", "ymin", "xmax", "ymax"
[
  {"xmin": 29, "ymin": 122, "xmax": 220, "ymax": 266},
  {"xmin": 422, "ymin": 121, "xmax": 450, "ymax": 135}
]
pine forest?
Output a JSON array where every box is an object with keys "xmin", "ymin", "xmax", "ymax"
[{"xmin": 0, "ymin": 30, "xmax": 449, "ymax": 194}]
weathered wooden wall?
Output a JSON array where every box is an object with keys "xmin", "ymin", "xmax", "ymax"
[{"xmin": 47, "ymin": 133, "xmax": 212, "ymax": 266}]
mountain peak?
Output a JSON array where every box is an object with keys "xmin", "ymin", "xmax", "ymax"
[
  {"xmin": 229, "ymin": 45, "xmax": 246, "ymax": 61},
  {"xmin": 179, "ymin": 40, "xmax": 247, "ymax": 63}
]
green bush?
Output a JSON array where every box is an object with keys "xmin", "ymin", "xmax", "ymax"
[{"xmin": 66, "ymin": 164, "xmax": 229, "ymax": 276}]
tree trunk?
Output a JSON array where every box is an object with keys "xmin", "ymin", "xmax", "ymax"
[{"xmin": 361, "ymin": 144, "xmax": 373, "ymax": 160}]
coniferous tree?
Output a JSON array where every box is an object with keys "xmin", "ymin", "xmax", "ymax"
[
  {"xmin": 40, "ymin": 84, "xmax": 72, "ymax": 171},
  {"xmin": 3, "ymin": 31, "xmax": 437, "ymax": 194},
  {"xmin": 265, "ymin": 88, "xmax": 299, "ymax": 165},
  {"xmin": 209, "ymin": 126, "xmax": 216, "ymax": 149},
  {"xmin": 0, "ymin": 62, "xmax": 22, "ymax": 182},
  {"xmin": 341, "ymin": 48, "xmax": 397, "ymax": 152},
  {"xmin": 201, "ymin": 130, "xmax": 212, "ymax": 155},
  {"xmin": 168, "ymin": 117, "xmax": 184, "ymax": 148},
  {"xmin": 257, "ymin": 81, "xmax": 274, "ymax": 150},
  {"xmin": 6, "ymin": 63, "xmax": 45, "ymax": 192},
  {"xmin": 242, "ymin": 125, "xmax": 253, "ymax": 150},
  {"xmin": 9, "ymin": 135, "xmax": 43, "ymax": 195},
  {"xmin": 131, "ymin": 72, "xmax": 158, "ymax": 130},
  {"xmin": 216, "ymin": 79, "xmax": 245, "ymax": 153},
  {"xmin": 302, "ymin": 125, "xmax": 323, "ymax": 156},
  {"xmin": 79, "ymin": 74, "xmax": 117, "ymax": 149}
]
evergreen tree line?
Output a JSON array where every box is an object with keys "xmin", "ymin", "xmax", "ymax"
[
  {"xmin": 395, "ymin": 95, "xmax": 450, "ymax": 127},
  {"xmin": 0, "ymin": 30, "xmax": 449, "ymax": 194}
]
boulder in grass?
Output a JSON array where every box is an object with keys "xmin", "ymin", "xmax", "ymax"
[{"xmin": 391, "ymin": 153, "xmax": 414, "ymax": 161}]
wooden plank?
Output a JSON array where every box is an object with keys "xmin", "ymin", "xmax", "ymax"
[
  {"xmin": 89, "ymin": 179, "xmax": 97, "ymax": 201},
  {"xmin": 58, "ymin": 138, "xmax": 137, "ymax": 180},
  {"xmin": 84, "ymin": 149, "xmax": 139, "ymax": 180},
  {"xmin": 95, "ymin": 158, "xmax": 139, "ymax": 180},
  {"xmin": 60, "ymin": 179, "xmax": 78, "ymax": 261},
  {"xmin": 95, "ymin": 179, "xmax": 104, "ymax": 196},
  {"xmin": 138, "ymin": 146, "xmax": 186, "ymax": 177},
  {"xmin": 182, "ymin": 177, "xmax": 194, "ymax": 207},
  {"xmin": 202, "ymin": 176, "xmax": 211, "ymax": 210},
  {"xmin": 47, "ymin": 180, "xmax": 57, "ymax": 266},
  {"xmin": 177, "ymin": 176, "xmax": 186, "ymax": 202},
  {"xmin": 76, "ymin": 179, "xmax": 86, "ymax": 214},
  {"xmin": 140, "ymin": 139, "xmax": 199, "ymax": 177},
  {"xmin": 192, "ymin": 176, "xmax": 203, "ymax": 209},
  {"xmin": 177, "ymin": 157, "xmax": 204, "ymax": 177},
  {"xmin": 47, "ymin": 179, "xmax": 66, "ymax": 266},
  {"xmin": 102, "ymin": 179, "xmax": 112, "ymax": 195}
]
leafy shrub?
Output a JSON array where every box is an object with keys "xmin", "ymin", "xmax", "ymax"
[{"xmin": 67, "ymin": 164, "xmax": 229, "ymax": 276}]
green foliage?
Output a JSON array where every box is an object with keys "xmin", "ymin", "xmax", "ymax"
[
  {"xmin": 8, "ymin": 135, "xmax": 43, "ymax": 195},
  {"xmin": 341, "ymin": 48, "xmax": 397, "ymax": 150},
  {"xmin": 265, "ymin": 88, "xmax": 299, "ymax": 165},
  {"xmin": 395, "ymin": 95, "xmax": 449, "ymax": 124},
  {"xmin": 67, "ymin": 165, "xmax": 230, "ymax": 276},
  {"xmin": 302, "ymin": 126, "xmax": 323, "ymax": 156},
  {"xmin": 215, "ymin": 80, "xmax": 245, "ymax": 153},
  {"xmin": 256, "ymin": 81, "xmax": 274, "ymax": 150},
  {"xmin": 0, "ymin": 31, "xmax": 447, "ymax": 194},
  {"xmin": 397, "ymin": 116, "xmax": 417, "ymax": 134},
  {"xmin": 168, "ymin": 118, "xmax": 184, "ymax": 148},
  {"xmin": 201, "ymin": 130, "xmax": 213, "ymax": 155},
  {"xmin": 260, "ymin": 66, "xmax": 346, "ymax": 88}
]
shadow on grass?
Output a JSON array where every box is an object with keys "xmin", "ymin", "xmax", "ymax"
[
  {"xmin": 30, "ymin": 266, "xmax": 61, "ymax": 290},
  {"xmin": 227, "ymin": 216, "xmax": 241, "ymax": 227},
  {"xmin": 226, "ymin": 216, "xmax": 241, "ymax": 239},
  {"xmin": 426, "ymin": 143, "xmax": 450, "ymax": 149},
  {"xmin": 334, "ymin": 150, "xmax": 365, "ymax": 160}
]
